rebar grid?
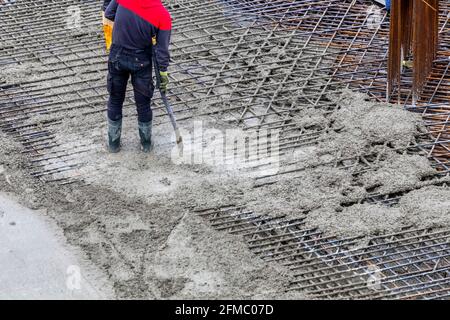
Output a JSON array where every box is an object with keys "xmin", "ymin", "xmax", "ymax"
[
  {"xmin": 0, "ymin": 0, "xmax": 449, "ymax": 299},
  {"xmin": 197, "ymin": 205, "xmax": 450, "ymax": 300},
  {"xmin": 0, "ymin": 0, "xmax": 447, "ymax": 174}
]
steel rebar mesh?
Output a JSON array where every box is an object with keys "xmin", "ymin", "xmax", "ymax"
[{"xmin": 0, "ymin": 0, "xmax": 449, "ymax": 299}]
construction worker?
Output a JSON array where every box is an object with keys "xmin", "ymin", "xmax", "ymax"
[
  {"xmin": 103, "ymin": 0, "xmax": 171, "ymax": 153},
  {"xmin": 373, "ymin": 0, "xmax": 391, "ymax": 12}
]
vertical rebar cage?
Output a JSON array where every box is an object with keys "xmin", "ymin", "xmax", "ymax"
[
  {"xmin": 388, "ymin": 0, "xmax": 440, "ymax": 103},
  {"xmin": 0, "ymin": 0, "xmax": 450, "ymax": 300}
]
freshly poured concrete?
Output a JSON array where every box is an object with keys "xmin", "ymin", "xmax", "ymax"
[{"xmin": 0, "ymin": 193, "xmax": 113, "ymax": 300}]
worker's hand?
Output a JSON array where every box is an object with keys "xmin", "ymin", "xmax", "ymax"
[
  {"xmin": 159, "ymin": 71, "xmax": 169, "ymax": 93},
  {"xmin": 103, "ymin": 24, "xmax": 113, "ymax": 52},
  {"xmin": 102, "ymin": 13, "xmax": 114, "ymax": 53},
  {"xmin": 402, "ymin": 60, "xmax": 413, "ymax": 69}
]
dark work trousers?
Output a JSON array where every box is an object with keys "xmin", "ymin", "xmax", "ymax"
[{"xmin": 107, "ymin": 45, "xmax": 154, "ymax": 123}]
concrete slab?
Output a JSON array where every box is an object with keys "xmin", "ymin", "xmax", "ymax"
[{"xmin": 0, "ymin": 193, "xmax": 114, "ymax": 300}]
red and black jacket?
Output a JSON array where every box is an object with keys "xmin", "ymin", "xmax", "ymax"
[{"xmin": 104, "ymin": 0, "xmax": 172, "ymax": 71}]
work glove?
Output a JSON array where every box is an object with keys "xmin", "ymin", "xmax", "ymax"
[
  {"xmin": 159, "ymin": 71, "xmax": 169, "ymax": 94},
  {"xmin": 102, "ymin": 12, "xmax": 114, "ymax": 52}
]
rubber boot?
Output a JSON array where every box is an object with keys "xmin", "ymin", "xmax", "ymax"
[
  {"xmin": 108, "ymin": 118, "xmax": 122, "ymax": 153},
  {"xmin": 138, "ymin": 121, "xmax": 153, "ymax": 153}
]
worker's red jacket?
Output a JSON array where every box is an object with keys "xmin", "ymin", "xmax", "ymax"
[{"xmin": 104, "ymin": 0, "xmax": 172, "ymax": 71}]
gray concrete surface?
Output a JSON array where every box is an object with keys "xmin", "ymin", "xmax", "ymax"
[{"xmin": 0, "ymin": 193, "xmax": 113, "ymax": 300}]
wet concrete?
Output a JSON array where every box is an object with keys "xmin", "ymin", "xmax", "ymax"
[
  {"xmin": 0, "ymin": 193, "xmax": 114, "ymax": 300},
  {"xmin": 0, "ymin": 0, "xmax": 448, "ymax": 300}
]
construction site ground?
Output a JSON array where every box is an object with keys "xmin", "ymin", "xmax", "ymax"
[{"xmin": 1, "ymin": 0, "xmax": 450, "ymax": 299}]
